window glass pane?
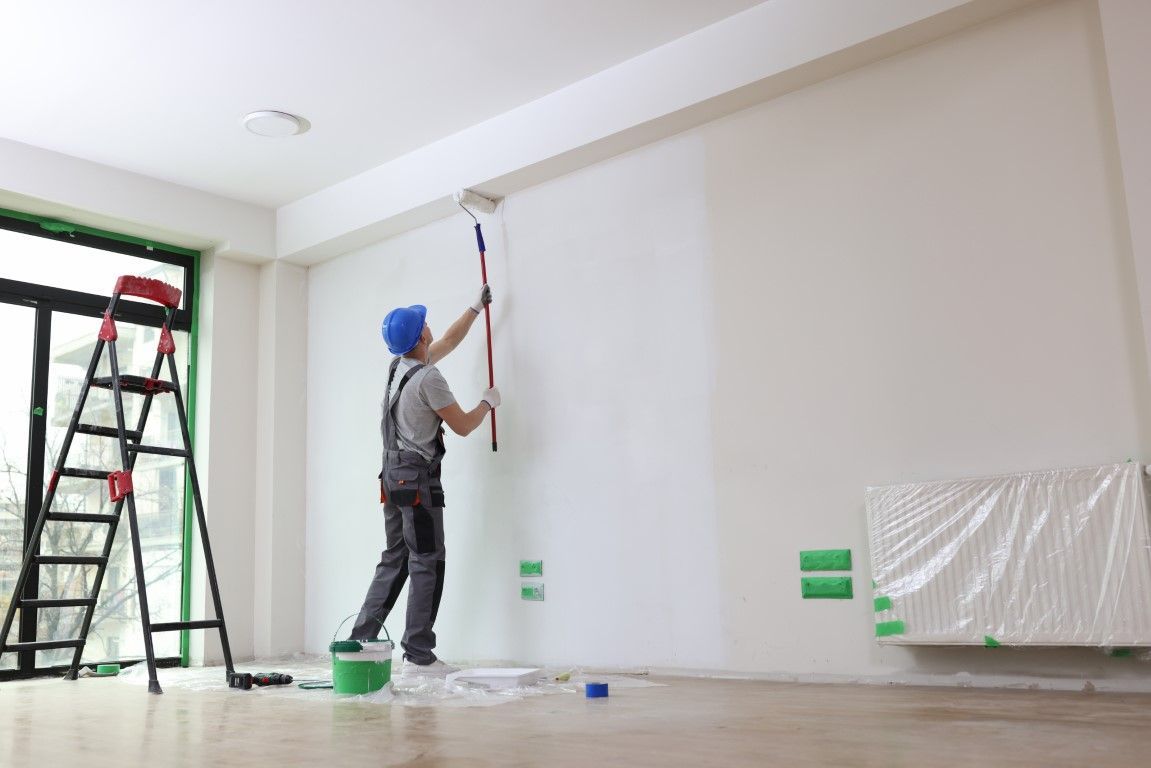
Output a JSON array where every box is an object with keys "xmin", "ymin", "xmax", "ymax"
[
  {"xmin": 0, "ymin": 304, "xmax": 33, "ymax": 671},
  {"xmin": 0, "ymin": 228, "xmax": 186, "ymax": 309},
  {"xmin": 35, "ymin": 312, "xmax": 187, "ymax": 667}
]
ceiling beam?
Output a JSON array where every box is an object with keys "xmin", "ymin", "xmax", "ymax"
[
  {"xmin": 0, "ymin": 138, "xmax": 274, "ymax": 261},
  {"xmin": 276, "ymin": 0, "xmax": 1039, "ymax": 265}
]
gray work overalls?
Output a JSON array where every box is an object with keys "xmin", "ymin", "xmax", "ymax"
[{"xmin": 350, "ymin": 357, "xmax": 447, "ymax": 664}]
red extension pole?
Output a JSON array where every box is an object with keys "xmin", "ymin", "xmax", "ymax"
[{"xmin": 474, "ymin": 223, "xmax": 497, "ymax": 452}]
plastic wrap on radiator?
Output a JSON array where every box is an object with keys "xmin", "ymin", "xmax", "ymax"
[{"xmin": 865, "ymin": 462, "xmax": 1151, "ymax": 646}]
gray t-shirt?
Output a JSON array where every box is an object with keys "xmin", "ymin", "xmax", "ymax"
[{"xmin": 384, "ymin": 358, "xmax": 457, "ymax": 460}]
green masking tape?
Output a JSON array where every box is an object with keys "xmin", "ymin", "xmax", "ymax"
[
  {"xmin": 873, "ymin": 596, "xmax": 892, "ymax": 612},
  {"xmin": 801, "ymin": 576, "xmax": 853, "ymax": 599},
  {"xmin": 799, "ymin": 549, "xmax": 852, "ymax": 572},
  {"xmin": 40, "ymin": 220, "xmax": 77, "ymax": 235},
  {"xmin": 875, "ymin": 620, "xmax": 905, "ymax": 637},
  {"xmin": 983, "ymin": 636, "xmax": 1000, "ymax": 648}
]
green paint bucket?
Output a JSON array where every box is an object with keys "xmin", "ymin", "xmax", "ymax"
[
  {"xmin": 330, "ymin": 639, "xmax": 393, "ymax": 694},
  {"xmin": 327, "ymin": 612, "xmax": 394, "ymax": 695}
]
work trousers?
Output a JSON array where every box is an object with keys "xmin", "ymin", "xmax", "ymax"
[{"xmin": 351, "ymin": 465, "xmax": 446, "ymax": 665}]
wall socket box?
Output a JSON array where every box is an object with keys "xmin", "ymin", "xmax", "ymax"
[
  {"xmin": 520, "ymin": 560, "xmax": 544, "ymax": 577},
  {"xmin": 521, "ymin": 583, "xmax": 545, "ymax": 601}
]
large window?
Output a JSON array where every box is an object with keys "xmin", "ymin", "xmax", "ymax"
[{"xmin": 0, "ymin": 213, "xmax": 196, "ymax": 678}]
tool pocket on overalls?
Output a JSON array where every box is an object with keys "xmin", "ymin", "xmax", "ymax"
[
  {"xmin": 383, "ymin": 466, "xmax": 421, "ymax": 507},
  {"xmin": 428, "ymin": 478, "xmax": 445, "ymax": 508}
]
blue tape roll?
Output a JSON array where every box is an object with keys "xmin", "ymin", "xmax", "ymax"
[{"xmin": 585, "ymin": 682, "xmax": 609, "ymax": 698}]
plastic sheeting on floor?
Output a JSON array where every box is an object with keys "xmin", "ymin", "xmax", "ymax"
[{"xmin": 109, "ymin": 655, "xmax": 663, "ymax": 708}]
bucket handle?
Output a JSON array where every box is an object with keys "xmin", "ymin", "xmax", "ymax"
[{"xmin": 332, "ymin": 611, "xmax": 392, "ymax": 645}]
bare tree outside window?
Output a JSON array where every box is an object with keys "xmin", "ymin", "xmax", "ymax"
[{"xmin": 0, "ymin": 437, "xmax": 182, "ymax": 665}]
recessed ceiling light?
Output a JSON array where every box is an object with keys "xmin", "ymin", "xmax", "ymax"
[{"xmin": 242, "ymin": 110, "xmax": 311, "ymax": 137}]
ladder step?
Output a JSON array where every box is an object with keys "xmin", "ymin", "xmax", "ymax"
[
  {"xmin": 4, "ymin": 639, "xmax": 83, "ymax": 652},
  {"xmin": 91, "ymin": 375, "xmax": 175, "ymax": 395},
  {"xmin": 60, "ymin": 467, "xmax": 112, "ymax": 480},
  {"xmin": 20, "ymin": 598, "xmax": 97, "ymax": 609},
  {"xmin": 35, "ymin": 555, "xmax": 107, "ymax": 566},
  {"xmin": 46, "ymin": 512, "xmax": 118, "ymax": 524},
  {"xmin": 150, "ymin": 620, "xmax": 222, "ymax": 633},
  {"xmin": 77, "ymin": 423, "xmax": 143, "ymax": 441},
  {"xmin": 127, "ymin": 444, "xmax": 190, "ymax": 458}
]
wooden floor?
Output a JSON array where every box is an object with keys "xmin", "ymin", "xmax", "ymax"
[{"xmin": 2, "ymin": 673, "xmax": 1150, "ymax": 766}]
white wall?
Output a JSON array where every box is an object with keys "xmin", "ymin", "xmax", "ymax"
[
  {"xmin": 1098, "ymin": 0, "xmax": 1151, "ymax": 387},
  {"xmin": 703, "ymin": 0, "xmax": 1151, "ymax": 682},
  {"xmin": 190, "ymin": 253, "xmax": 260, "ymax": 664},
  {"xmin": 253, "ymin": 261, "xmax": 308, "ymax": 657},
  {"xmin": 306, "ymin": 137, "xmax": 721, "ymax": 667},
  {"xmin": 305, "ymin": 0, "xmax": 1151, "ymax": 686}
]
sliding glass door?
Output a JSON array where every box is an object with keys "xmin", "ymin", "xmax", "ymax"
[{"xmin": 0, "ymin": 214, "xmax": 195, "ymax": 678}]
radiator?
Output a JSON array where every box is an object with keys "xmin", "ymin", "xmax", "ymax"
[{"xmin": 866, "ymin": 463, "xmax": 1151, "ymax": 646}]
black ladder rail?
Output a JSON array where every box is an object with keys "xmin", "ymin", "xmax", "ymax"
[{"xmin": 0, "ymin": 278, "xmax": 236, "ymax": 694}]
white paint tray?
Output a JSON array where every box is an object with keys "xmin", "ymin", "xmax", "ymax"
[{"xmin": 448, "ymin": 667, "xmax": 542, "ymax": 689}]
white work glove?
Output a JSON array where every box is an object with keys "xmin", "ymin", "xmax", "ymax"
[
  {"xmin": 482, "ymin": 386, "xmax": 501, "ymax": 410},
  {"xmin": 471, "ymin": 284, "xmax": 493, "ymax": 315}
]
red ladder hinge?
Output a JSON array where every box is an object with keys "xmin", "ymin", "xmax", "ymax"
[
  {"xmin": 107, "ymin": 470, "xmax": 133, "ymax": 502},
  {"xmin": 47, "ymin": 470, "xmax": 59, "ymax": 495},
  {"xmin": 99, "ymin": 312, "xmax": 117, "ymax": 341},
  {"xmin": 158, "ymin": 326, "xmax": 176, "ymax": 354}
]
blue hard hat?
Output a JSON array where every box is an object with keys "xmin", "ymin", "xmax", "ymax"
[{"xmin": 381, "ymin": 305, "xmax": 427, "ymax": 354}]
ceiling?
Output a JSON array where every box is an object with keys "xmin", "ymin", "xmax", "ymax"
[{"xmin": 0, "ymin": 0, "xmax": 762, "ymax": 208}]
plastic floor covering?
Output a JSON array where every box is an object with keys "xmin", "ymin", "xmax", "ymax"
[{"xmin": 105, "ymin": 655, "xmax": 664, "ymax": 708}]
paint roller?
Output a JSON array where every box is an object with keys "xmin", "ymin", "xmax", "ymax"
[
  {"xmin": 455, "ymin": 189, "xmax": 500, "ymax": 452},
  {"xmin": 455, "ymin": 189, "xmax": 497, "ymax": 216}
]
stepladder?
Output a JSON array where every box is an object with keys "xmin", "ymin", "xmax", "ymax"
[{"xmin": 0, "ymin": 275, "xmax": 233, "ymax": 694}]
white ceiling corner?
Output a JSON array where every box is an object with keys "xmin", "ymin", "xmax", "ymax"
[{"xmin": 0, "ymin": 0, "xmax": 763, "ymax": 209}]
